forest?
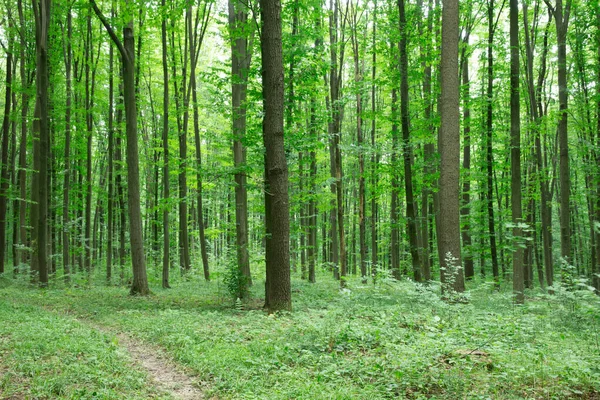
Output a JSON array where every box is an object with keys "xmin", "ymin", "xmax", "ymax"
[{"xmin": 0, "ymin": 0, "xmax": 599, "ymax": 398}]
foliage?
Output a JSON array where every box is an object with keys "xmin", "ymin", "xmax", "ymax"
[
  {"xmin": 1, "ymin": 276, "xmax": 599, "ymax": 399},
  {"xmin": 222, "ymin": 256, "xmax": 251, "ymax": 303}
]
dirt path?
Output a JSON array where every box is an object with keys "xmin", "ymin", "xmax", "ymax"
[{"xmin": 112, "ymin": 331, "xmax": 205, "ymax": 400}]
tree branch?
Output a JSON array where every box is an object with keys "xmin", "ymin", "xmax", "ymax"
[{"xmin": 89, "ymin": 0, "xmax": 128, "ymax": 63}]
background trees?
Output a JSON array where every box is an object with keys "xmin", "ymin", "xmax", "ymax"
[{"xmin": 0, "ymin": 0, "xmax": 598, "ymax": 299}]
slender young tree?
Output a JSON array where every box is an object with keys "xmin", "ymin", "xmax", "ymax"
[
  {"xmin": 261, "ymin": 0, "xmax": 292, "ymax": 311},
  {"xmin": 62, "ymin": 6, "xmax": 73, "ymax": 282},
  {"xmin": 398, "ymin": 0, "xmax": 421, "ymax": 282},
  {"xmin": 32, "ymin": 0, "xmax": 51, "ymax": 286},
  {"xmin": 91, "ymin": 0, "xmax": 149, "ymax": 295},
  {"xmin": 0, "ymin": 19, "xmax": 13, "ymax": 276},
  {"xmin": 161, "ymin": 0, "xmax": 171, "ymax": 288},
  {"xmin": 544, "ymin": 0, "xmax": 573, "ymax": 264},
  {"xmin": 510, "ymin": 0, "xmax": 524, "ymax": 303},
  {"xmin": 229, "ymin": 0, "xmax": 253, "ymax": 286},
  {"xmin": 188, "ymin": 0, "xmax": 212, "ymax": 281}
]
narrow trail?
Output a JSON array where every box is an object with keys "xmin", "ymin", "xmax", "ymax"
[{"xmin": 111, "ymin": 330, "xmax": 205, "ymax": 400}]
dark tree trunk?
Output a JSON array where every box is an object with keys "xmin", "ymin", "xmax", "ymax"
[
  {"xmin": 189, "ymin": 1, "xmax": 212, "ymax": 281},
  {"xmin": 349, "ymin": 2, "xmax": 367, "ymax": 283},
  {"xmin": 161, "ymin": 0, "xmax": 171, "ymax": 288},
  {"xmin": 0, "ymin": 24, "xmax": 13, "ymax": 276},
  {"xmin": 16, "ymin": 0, "xmax": 29, "ymax": 272},
  {"xmin": 370, "ymin": 0, "xmax": 378, "ymax": 281},
  {"xmin": 91, "ymin": 0, "xmax": 149, "ymax": 295},
  {"xmin": 545, "ymin": 0, "xmax": 572, "ymax": 264},
  {"xmin": 63, "ymin": 7, "xmax": 73, "ymax": 282},
  {"xmin": 85, "ymin": 13, "xmax": 93, "ymax": 275},
  {"xmin": 229, "ymin": 0, "xmax": 253, "ymax": 285},
  {"xmin": 261, "ymin": 0, "xmax": 291, "ymax": 312},
  {"xmin": 390, "ymin": 87, "xmax": 400, "ymax": 280},
  {"xmin": 398, "ymin": 0, "xmax": 421, "ymax": 282},
  {"xmin": 510, "ymin": 0, "xmax": 524, "ymax": 303},
  {"xmin": 32, "ymin": 0, "xmax": 51, "ymax": 287},
  {"xmin": 486, "ymin": 0, "xmax": 500, "ymax": 284}
]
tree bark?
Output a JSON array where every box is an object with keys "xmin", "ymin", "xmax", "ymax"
[
  {"xmin": 161, "ymin": 0, "xmax": 171, "ymax": 288},
  {"xmin": 91, "ymin": 0, "xmax": 149, "ymax": 295},
  {"xmin": 0, "ymin": 23, "xmax": 13, "ymax": 276},
  {"xmin": 439, "ymin": 0, "xmax": 464, "ymax": 293},
  {"xmin": 229, "ymin": 0, "xmax": 253, "ymax": 286},
  {"xmin": 510, "ymin": 0, "xmax": 524, "ymax": 303},
  {"xmin": 32, "ymin": 0, "xmax": 51, "ymax": 287},
  {"xmin": 261, "ymin": 0, "xmax": 291, "ymax": 311},
  {"xmin": 398, "ymin": 0, "xmax": 421, "ymax": 282}
]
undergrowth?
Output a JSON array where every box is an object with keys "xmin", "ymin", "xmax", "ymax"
[{"xmin": 1, "ymin": 270, "xmax": 599, "ymax": 399}]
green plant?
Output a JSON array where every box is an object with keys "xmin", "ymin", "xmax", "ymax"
[{"xmin": 223, "ymin": 258, "xmax": 250, "ymax": 302}]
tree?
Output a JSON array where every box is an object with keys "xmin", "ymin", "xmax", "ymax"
[
  {"xmin": 438, "ymin": 0, "xmax": 464, "ymax": 293},
  {"xmin": 398, "ymin": 0, "xmax": 421, "ymax": 282},
  {"xmin": 31, "ymin": 0, "xmax": 51, "ymax": 287},
  {"xmin": 0, "ymin": 15, "xmax": 13, "ymax": 276},
  {"xmin": 510, "ymin": 0, "xmax": 524, "ymax": 303},
  {"xmin": 261, "ymin": 0, "xmax": 292, "ymax": 311},
  {"xmin": 229, "ymin": 0, "xmax": 254, "ymax": 287},
  {"xmin": 91, "ymin": 0, "xmax": 149, "ymax": 296},
  {"xmin": 544, "ymin": 0, "xmax": 573, "ymax": 265},
  {"xmin": 161, "ymin": 0, "xmax": 171, "ymax": 289}
]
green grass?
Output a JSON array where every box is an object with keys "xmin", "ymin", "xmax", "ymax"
[
  {"xmin": 1, "ymin": 272, "xmax": 599, "ymax": 399},
  {"xmin": 0, "ymin": 296, "xmax": 170, "ymax": 399}
]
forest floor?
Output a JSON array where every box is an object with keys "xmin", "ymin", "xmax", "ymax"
[{"xmin": 1, "ymin": 272, "xmax": 599, "ymax": 399}]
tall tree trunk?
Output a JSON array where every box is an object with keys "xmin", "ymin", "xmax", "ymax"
[
  {"xmin": 189, "ymin": 1, "xmax": 212, "ymax": 281},
  {"xmin": 107, "ymin": 17, "xmax": 114, "ymax": 283},
  {"xmin": 32, "ymin": 0, "xmax": 51, "ymax": 286},
  {"xmin": 398, "ymin": 0, "xmax": 422, "ymax": 282},
  {"xmin": 308, "ymin": 96, "xmax": 318, "ymax": 283},
  {"xmin": 594, "ymin": 1, "xmax": 600, "ymax": 292},
  {"xmin": 459, "ymin": 5, "xmax": 474, "ymax": 281},
  {"xmin": 92, "ymin": 0, "xmax": 149, "ymax": 295},
  {"xmin": 0, "ymin": 23, "xmax": 13, "ymax": 275},
  {"xmin": 419, "ymin": 0, "xmax": 434, "ymax": 282},
  {"xmin": 390, "ymin": 87, "xmax": 400, "ymax": 280},
  {"xmin": 161, "ymin": 0, "xmax": 171, "ymax": 288},
  {"xmin": 63, "ymin": 7, "xmax": 73, "ymax": 282},
  {"xmin": 229, "ymin": 0, "xmax": 253, "ymax": 286},
  {"xmin": 510, "ymin": 0, "xmax": 524, "ymax": 303},
  {"xmin": 486, "ymin": 0, "xmax": 500, "ymax": 284},
  {"xmin": 524, "ymin": 4, "xmax": 553, "ymax": 288},
  {"xmin": 545, "ymin": 0, "xmax": 572, "ymax": 264},
  {"xmin": 17, "ymin": 0, "xmax": 29, "ymax": 272},
  {"xmin": 370, "ymin": 0, "xmax": 378, "ymax": 281},
  {"xmin": 439, "ymin": 0, "xmax": 464, "ymax": 293},
  {"xmin": 349, "ymin": 2, "xmax": 367, "ymax": 283},
  {"xmin": 261, "ymin": 0, "xmax": 291, "ymax": 312},
  {"xmin": 84, "ymin": 13, "xmax": 93, "ymax": 275}
]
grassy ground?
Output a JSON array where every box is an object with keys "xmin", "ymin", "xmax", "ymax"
[{"xmin": 1, "ymin": 272, "xmax": 599, "ymax": 399}]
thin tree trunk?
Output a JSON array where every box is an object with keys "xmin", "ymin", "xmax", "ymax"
[
  {"xmin": 398, "ymin": 0, "xmax": 421, "ymax": 282},
  {"xmin": 545, "ymin": 0, "xmax": 572, "ymax": 264},
  {"xmin": 107, "ymin": 19, "xmax": 114, "ymax": 283},
  {"xmin": 32, "ymin": 0, "xmax": 51, "ymax": 286},
  {"xmin": 161, "ymin": 0, "xmax": 171, "ymax": 288},
  {"xmin": 189, "ymin": 1, "xmax": 212, "ymax": 281},
  {"xmin": 0, "ymin": 23, "xmax": 13, "ymax": 275},
  {"xmin": 510, "ymin": 0, "xmax": 524, "ymax": 303},
  {"xmin": 370, "ymin": 0, "xmax": 378, "ymax": 281},
  {"xmin": 486, "ymin": 0, "xmax": 500, "ymax": 285},
  {"xmin": 390, "ymin": 87, "xmax": 400, "ymax": 280},
  {"xmin": 92, "ymin": 0, "xmax": 149, "ymax": 295}
]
